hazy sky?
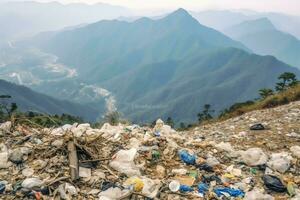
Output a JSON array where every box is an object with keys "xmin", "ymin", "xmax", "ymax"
[{"xmin": 3, "ymin": 0, "xmax": 300, "ymax": 15}]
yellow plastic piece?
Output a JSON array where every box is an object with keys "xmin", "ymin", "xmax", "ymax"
[{"xmin": 124, "ymin": 177, "xmax": 144, "ymax": 192}]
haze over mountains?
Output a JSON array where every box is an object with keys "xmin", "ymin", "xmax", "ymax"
[
  {"xmin": 224, "ymin": 18, "xmax": 300, "ymax": 69},
  {"xmin": 0, "ymin": 2, "xmax": 299, "ymax": 123},
  {"xmin": 192, "ymin": 10, "xmax": 300, "ymax": 39},
  {"xmin": 0, "ymin": 1, "xmax": 132, "ymax": 43}
]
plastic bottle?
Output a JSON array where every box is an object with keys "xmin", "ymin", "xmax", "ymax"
[{"xmin": 169, "ymin": 180, "xmax": 180, "ymax": 192}]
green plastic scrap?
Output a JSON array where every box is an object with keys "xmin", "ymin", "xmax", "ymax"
[
  {"xmin": 287, "ymin": 182, "xmax": 296, "ymax": 197},
  {"xmin": 250, "ymin": 168, "xmax": 257, "ymax": 175}
]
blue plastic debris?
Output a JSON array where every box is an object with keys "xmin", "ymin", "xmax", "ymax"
[
  {"xmin": 198, "ymin": 183, "xmax": 209, "ymax": 194},
  {"xmin": 179, "ymin": 185, "xmax": 194, "ymax": 193},
  {"xmin": 214, "ymin": 188, "xmax": 245, "ymax": 197},
  {"xmin": 179, "ymin": 150, "xmax": 196, "ymax": 165}
]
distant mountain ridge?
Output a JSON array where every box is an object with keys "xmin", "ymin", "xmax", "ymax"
[
  {"xmin": 0, "ymin": 1, "xmax": 132, "ymax": 42},
  {"xmin": 225, "ymin": 18, "xmax": 300, "ymax": 69},
  {"xmin": 191, "ymin": 10, "xmax": 300, "ymax": 39},
  {"xmin": 1, "ymin": 8, "xmax": 300, "ymax": 123},
  {"xmin": 30, "ymin": 8, "xmax": 249, "ymax": 81},
  {"xmin": 0, "ymin": 79, "xmax": 99, "ymax": 121}
]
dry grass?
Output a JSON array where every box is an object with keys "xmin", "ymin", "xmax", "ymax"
[{"xmin": 218, "ymin": 84, "xmax": 300, "ymax": 121}]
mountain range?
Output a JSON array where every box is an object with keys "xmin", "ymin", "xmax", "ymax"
[
  {"xmin": 0, "ymin": 79, "xmax": 99, "ymax": 121},
  {"xmin": 0, "ymin": 1, "xmax": 132, "ymax": 43},
  {"xmin": 191, "ymin": 10, "xmax": 300, "ymax": 39},
  {"xmin": 1, "ymin": 8, "xmax": 300, "ymax": 123},
  {"xmin": 224, "ymin": 18, "xmax": 300, "ymax": 69}
]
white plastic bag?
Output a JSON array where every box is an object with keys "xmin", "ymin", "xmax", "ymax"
[
  {"xmin": 290, "ymin": 146, "xmax": 300, "ymax": 158},
  {"xmin": 109, "ymin": 148, "xmax": 141, "ymax": 176},
  {"xmin": 240, "ymin": 148, "xmax": 268, "ymax": 166},
  {"xmin": 267, "ymin": 152, "xmax": 292, "ymax": 173},
  {"xmin": 244, "ymin": 188, "xmax": 274, "ymax": 200}
]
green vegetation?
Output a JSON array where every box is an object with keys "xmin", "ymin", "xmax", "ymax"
[
  {"xmin": 166, "ymin": 117, "xmax": 175, "ymax": 128},
  {"xmin": 275, "ymin": 72, "xmax": 298, "ymax": 92},
  {"xmin": 218, "ymin": 72, "xmax": 300, "ymax": 120},
  {"xmin": 0, "ymin": 79, "xmax": 99, "ymax": 121},
  {"xmin": 0, "ymin": 95, "xmax": 18, "ymax": 122},
  {"xmin": 104, "ymin": 111, "xmax": 121, "ymax": 126},
  {"xmin": 197, "ymin": 104, "xmax": 214, "ymax": 123},
  {"xmin": 0, "ymin": 96, "xmax": 83, "ymax": 128},
  {"xmin": 10, "ymin": 9, "xmax": 300, "ymax": 124},
  {"xmin": 259, "ymin": 88, "xmax": 274, "ymax": 99},
  {"xmin": 17, "ymin": 112, "xmax": 84, "ymax": 128}
]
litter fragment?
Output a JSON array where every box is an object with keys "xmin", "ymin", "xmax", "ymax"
[
  {"xmin": 109, "ymin": 148, "xmax": 141, "ymax": 176},
  {"xmin": 250, "ymin": 123, "xmax": 265, "ymax": 130},
  {"xmin": 178, "ymin": 150, "xmax": 196, "ymax": 165},
  {"xmin": 214, "ymin": 187, "xmax": 245, "ymax": 197},
  {"xmin": 0, "ymin": 100, "xmax": 299, "ymax": 200},
  {"xmin": 179, "ymin": 185, "xmax": 193, "ymax": 193},
  {"xmin": 244, "ymin": 188, "xmax": 274, "ymax": 200},
  {"xmin": 240, "ymin": 148, "xmax": 268, "ymax": 166},
  {"xmin": 267, "ymin": 152, "xmax": 292, "ymax": 173},
  {"xmin": 263, "ymin": 175, "xmax": 286, "ymax": 193},
  {"xmin": 169, "ymin": 180, "xmax": 180, "ymax": 192},
  {"xmin": 21, "ymin": 178, "xmax": 43, "ymax": 189}
]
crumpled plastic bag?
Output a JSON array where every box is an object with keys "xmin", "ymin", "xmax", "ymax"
[
  {"xmin": 58, "ymin": 183, "xmax": 78, "ymax": 200},
  {"xmin": 0, "ymin": 121, "xmax": 11, "ymax": 133},
  {"xmin": 100, "ymin": 123, "xmax": 124, "ymax": 140},
  {"xmin": 214, "ymin": 187, "xmax": 244, "ymax": 197},
  {"xmin": 21, "ymin": 178, "xmax": 43, "ymax": 189},
  {"xmin": 267, "ymin": 152, "xmax": 292, "ymax": 173},
  {"xmin": 141, "ymin": 177, "xmax": 161, "ymax": 198},
  {"xmin": 240, "ymin": 148, "xmax": 268, "ymax": 166},
  {"xmin": 215, "ymin": 142, "xmax": 238, "ymax": 157},
  {"xmin": 98, "ymin": 187, "xmax": 131, "ymax": 200},
  {"xmin": 290, "ymin": 146, "xmax": 300, "ymax": 159},
  {"xmin": 206, "ymin": 155, "xmax": 220, "ymax": 167},
  {"xmin": 262, "ymin": 175, "xmax": 286, "ymax": 193},
  {"xmin": 0, "ymin": 144, "xmax": 11, "ymax": 169},
  {"xmin": 244, "ymin": 188, "xmax": 274, "ymax": 200},
  {"xmin": 178, "ymin": 150, "xmax": 196, "ymax": 165},
  {"xmin": 109, "ymin": 148, "xmax": 141, "ymax": 176},
  {"xmin": 153, "ymin": 119, "xmax": 175, "ymax": 135},
  {"xmin": 250, "ymin": 123, "xmax": 265, "ymax": 130}
]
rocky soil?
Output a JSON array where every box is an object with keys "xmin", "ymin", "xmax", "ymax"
[{"xmin": 0, "ymin": 101, "xmax": 299, "ymax": 199}]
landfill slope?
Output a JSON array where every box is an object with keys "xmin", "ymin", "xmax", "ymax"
[{"xmin": 0, "ymin": 101, "xmax": 299, "ymax": 199}]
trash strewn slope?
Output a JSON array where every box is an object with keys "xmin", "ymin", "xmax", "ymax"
[{"xmin": 0, "ymin": 101, "xmax": 299, "ymax": 199}]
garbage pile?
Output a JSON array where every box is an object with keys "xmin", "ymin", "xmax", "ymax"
[{"xmin": 0, "ymin": 101, "xmax": 300, "ymax": 199}]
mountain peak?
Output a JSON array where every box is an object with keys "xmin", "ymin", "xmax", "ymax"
[
  {"xmin": 163, "ymin": 8, "xmax": 199, "ymax": 26},
  {"xmin": 172, "ymin": 8, "xmax": 190, "ymax": 16},
  {"xmin": 251, "ymin": 17, "xmax": 275, "ymax": 28},
  {"xmin": 240, "ymin": 17, "xmax": 276, "ymax": 31}
]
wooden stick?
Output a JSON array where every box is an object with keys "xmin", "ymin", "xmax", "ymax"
[
  {"xmin": 46, "ymin": 176, "xmax": 69, "ymax": 186},
  {"xmin": 68, "ymin": 141, "xmax": 79, "ymax": 181},
  {"xmin": 80, "ymin": 158, "xmax": 111, "ymax": 163},
  {"xmin": 102, "ymin": 165, "xmax": 119, "ymax": 178}
]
